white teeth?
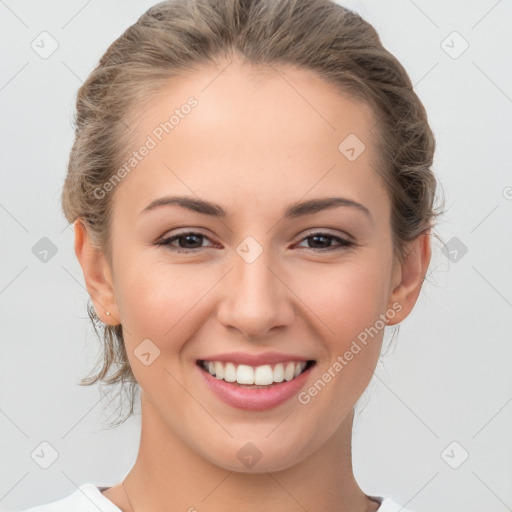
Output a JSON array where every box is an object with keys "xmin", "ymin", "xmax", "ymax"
[
  {"xmin": 202, "ymin": 360, "xmax": 310, "ymax": 385},
  {"xmin": 284, "ymin": 362, "xmax": 295, "ymax": 381},
  {"xmin": 236, "ymin": 364, "xmax": 254, "ymax": 385},
  {"xmin": 254, "ymin": 365, "xmax": 274, "ymax": 385},
  {"xmin": 214, "ymin": 361, "xmax": 224, "ymax": 380},
  {"xmin": 273, "ymin": 363, "xmax": 285, "ymax": 382},
  {"xmin": 224, "ymin": 362, "xmax": 237, "ymax": 382}
]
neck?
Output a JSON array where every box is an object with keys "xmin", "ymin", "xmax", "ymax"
[{"xmin": 122, "ymin": 394, "xmax": 377, "ymax": 512}]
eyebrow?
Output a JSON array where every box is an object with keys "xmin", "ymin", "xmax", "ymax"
[{"xmin": 140, "ymin": 195, "xmax": 372, "ymax": 220}]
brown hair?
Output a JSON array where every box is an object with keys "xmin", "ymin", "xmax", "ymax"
[{"xmin": 62, "ymin": 0, "xmax": 441, "ymax": 427}]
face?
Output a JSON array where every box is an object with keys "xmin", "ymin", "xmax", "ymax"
[{"xmin": 78, "ymin": 56, "xmax": 428, "ymax": 473}]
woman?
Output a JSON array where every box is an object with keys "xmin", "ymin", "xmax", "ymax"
[{"xmin": 24, "ymin": 0, "xmax": 439, "ymax": 510}]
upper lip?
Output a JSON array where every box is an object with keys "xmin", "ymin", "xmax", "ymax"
[{"xmin": 198, "ymin": 351, "xmax": 314, "ymax": 366}]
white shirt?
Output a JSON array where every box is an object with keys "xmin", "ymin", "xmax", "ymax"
[{"xmin": 21, "ymin": 483, "xmax": 416, "ymax": 511}]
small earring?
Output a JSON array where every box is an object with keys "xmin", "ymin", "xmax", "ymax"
[{"xmin": 106, "ymin": 311, "xmax": 110, "ymax": 316}]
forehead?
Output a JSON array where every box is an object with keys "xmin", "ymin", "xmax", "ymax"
[{"xmin": 112, "ymin": 60, "xmax": 388, "ymax": 221}]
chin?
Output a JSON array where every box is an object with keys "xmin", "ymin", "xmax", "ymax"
[{"xmin": 194, "ymin": 430, "xmax": 317, "ymax": 474}]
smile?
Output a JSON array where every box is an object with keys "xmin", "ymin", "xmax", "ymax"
[
  {"xmin": 196, "ymin": 357, "xmax": 316, "ymax": 410},
  {"xmin": 198, "ymin": 359, "xmax": 314, "ymax": 387}
]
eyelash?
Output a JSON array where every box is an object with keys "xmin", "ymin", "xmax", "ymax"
[{"xmin": 156, "ymin": 230, "xmax": 354, "ymax": 253}]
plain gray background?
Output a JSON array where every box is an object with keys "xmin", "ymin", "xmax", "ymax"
[{"xmin": 1, "ymin": 0, "xmax": 511, "ymax": 511}]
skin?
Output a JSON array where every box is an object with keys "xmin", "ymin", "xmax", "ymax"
[{"xmin": 75, "ymin": 54, "xmax": 431, "ymax": 511}]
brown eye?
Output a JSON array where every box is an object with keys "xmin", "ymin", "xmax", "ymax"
[
  {"xmin": 157, "ymin": 231, "xmax": 215, "ymax": 252},
  {"xmin": 297, "ymin": 232, "xmax": 353, "ymax": 251}
]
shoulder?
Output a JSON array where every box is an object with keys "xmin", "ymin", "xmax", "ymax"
[
  {"xmin": 20, "ymin": 484, "xmax": 121, "ymax": 512},
  {"xmin": 21, "ymin": 487, "xmax": 413, "ymax": 512},
  {"xmin": 376, "ymin": 496, "xmax": 416, "ymax": 512}
]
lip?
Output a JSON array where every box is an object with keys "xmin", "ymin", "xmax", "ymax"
[
  {"xmin": 198, "ymin": 351, "xmax": 311, "ymax": 366},
  {"xmin": 196, "ymin": 359, "xmax": 315, "ymax": 411}
]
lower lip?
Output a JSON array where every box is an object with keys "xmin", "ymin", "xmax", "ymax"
[{"xmin": 197, "ymin": 363, "xmax": 314, "ymax": 411}]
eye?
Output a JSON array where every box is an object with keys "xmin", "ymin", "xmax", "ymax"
[
  {"xmin": 296, "ymin": 232, "xmax": 354, "ymax": 251},
  {"xmin": 156, "ymin": 230, "xmax": 354, "ymax": 254},
  {"xmin": 156, "ymin": 231, "xmax": 216, "ymax": 252}
]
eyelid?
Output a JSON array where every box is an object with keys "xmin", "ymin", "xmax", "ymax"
[
  {"xmin": 158, "ymin": 227, "xmax": 215, "ymax": 241},
  {"xmin": 157, "ymin": 228, "xmax": 356, "ymax": 252},
  {"xmin": 295, "ymin": 228, "xmax": 354, "ymax": 243},
  {"xmin": 157, "ymin": 229, "xmax": 217, "ymax": 247}
]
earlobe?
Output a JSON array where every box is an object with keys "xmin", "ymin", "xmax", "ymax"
[
  {"xmin": 386, "ymin": 231, "xmax": 431, "ymax": 326},
  {"xmin": 73, "ymin": 219, "xmax": 120, "ymax": 325}
]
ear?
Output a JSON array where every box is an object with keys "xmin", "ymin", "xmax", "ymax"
[
  {"xmin": 386, "ymin": 230, "xmax": 431, "ymax": 325},
  {"xmin": 73, "ymin": 219, "xmax": 120, "ymax": 325}
]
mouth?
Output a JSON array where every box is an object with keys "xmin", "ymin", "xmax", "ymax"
[
  {"xmin": 196, "ymin": 357, "xmax": 316, "ymax": 410},
  {"xmin": 197, "ymin": 359, "xmax": 316, "ymax": 388}
]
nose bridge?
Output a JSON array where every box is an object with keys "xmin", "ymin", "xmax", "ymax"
[
  {"xmin": 236, "ymin": 245, "xmax": 276, "ymax": 300},
  {"xmin": 217, "ymin": 237, "xmax": 294, "ymax": 338}
]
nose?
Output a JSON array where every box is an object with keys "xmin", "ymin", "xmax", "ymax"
[{"xmin": 216, "ymin": 246, "xmax": 295, "ymax": 340}]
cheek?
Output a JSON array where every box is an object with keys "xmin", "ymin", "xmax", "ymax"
[
  {"xmin": 115, "ymin": 257, "xmax": 215, "ymax": 348},
  {"xmin": 299, "ymin": 253, "xmax": 393, "ymax": 342},
  {"xmin": 292, "ymin": 250, "xmax": 393, "ymax": 405},
  {"xmin": 113, "ymin": 261, "xmax": 210, "ymax": 398}
]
